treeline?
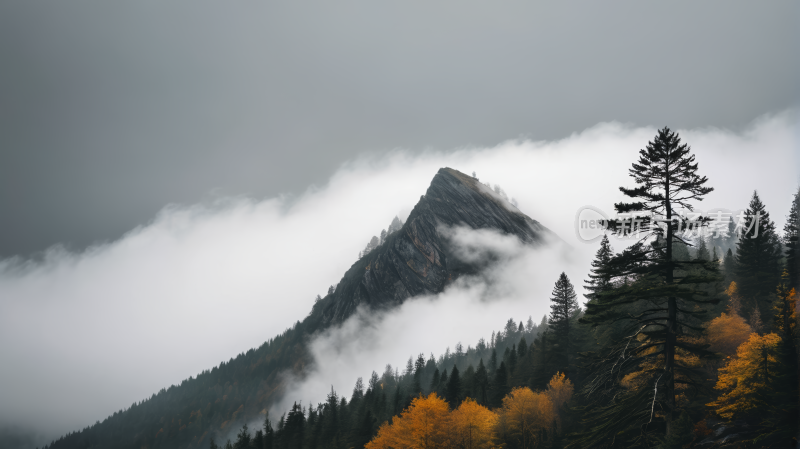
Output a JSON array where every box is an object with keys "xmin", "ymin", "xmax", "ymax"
[{"xmin": 203, "ymin": 307, "xmax": 578, "ymax": 449}]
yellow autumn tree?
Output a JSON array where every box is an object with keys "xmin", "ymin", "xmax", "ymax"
[
  {"xmin": 499, "ymin": 387, "xmax": 554, "ymax": 449},
  {"xmin": 366, "ymin": 392, "xmax": 451, "ymax": 449},
  {"xmin": 707, "ymin": 332, "xmax": 781, "ymax": 419},
  {"xmin": 706, "ymin": 312, "xmax": 752, "ymax": 356},
  {"xmin": 450, "ymin": 398, "xmax": 498, "ymax": 449},
  {"xmin": 544, "ymin": 372, "xmax": 574, "ymax": 432}
]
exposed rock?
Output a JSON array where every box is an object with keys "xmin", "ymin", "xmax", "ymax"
[{"xmin": 309, "ymin": 167, "xmax": 553, "ymax": 328}]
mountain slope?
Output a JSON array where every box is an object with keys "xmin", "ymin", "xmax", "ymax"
[
  {"xmin": 43, "ymin": 168, "xmax": 554, "ymax": 449},
  {"xmin": 313, "ymin": 167, "xmax": 549, "ymax": 326}
]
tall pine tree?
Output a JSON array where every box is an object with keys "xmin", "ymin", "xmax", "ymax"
[
  {"xmin": 735, "ymin": 191, "xmax": 782, "ymax": 323},
  {"xmin": 584, "ymin": 234, "xmax": 614, "ymax": 304},
  {"xmin": 549, "ymin": 272, "xmax": 579, "ymax": 376},
  {"xmin": 579, "ymin": 127, "xmax": 719, "ymax": 444},
  {"xmin": 783, "ymin": 187, "xmax": 800, "ymax": 291}
]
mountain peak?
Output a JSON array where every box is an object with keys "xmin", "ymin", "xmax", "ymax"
[{"xmin": 311, "ymin": 167, "xmax": 551, "ymax": 326}]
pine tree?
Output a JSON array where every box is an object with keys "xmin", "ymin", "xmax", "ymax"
[
  {"xmin": 474, "ymin": 359, "xmax": 489, "ymax": 405},
  {"xmin": 447, "ymin": 365, "xmax": 462, "ymax": 407},
  {"xmin": 695, "ymin": 237, "xmax": 710, "ymax": 261},
  {"xmin": 580, "ymin": 127, "xmax": 718, "ymax": 443},
  {"xmin": 491, "ymin": 362, "xmax": 509, "ymax": 407},
  {"xmin": 783, "ymin": 187, "xmax": 800, "ymax": 291},
  {"xmin": 735, "ymin": 191, "xmax": 783, "ymax": 322},
  {"xmin": 584, "ymin": 234, "xmax": 614, "ymax": 304},
  {"xmin": 234, "ymin": 424, "xmax": 251, "ymax": 449},
  {"xmin": 549, "ymin": 272, "xmax": 578, "ymax": 375},
  {"xmin": 430, "ymin": 368, "xmax": 440, "ymax": 394},
  {"xmin": 723, "ymin": 248, "xmax": 736, "ymax": 280},
  {"xmin": 263, "ymin": 413, "xmax": 274, "ymax": 449}
]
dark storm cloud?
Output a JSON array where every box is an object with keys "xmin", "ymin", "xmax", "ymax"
[{"xmin": 1, "ymin": 1, "xmax": 798, "ymax": 257}]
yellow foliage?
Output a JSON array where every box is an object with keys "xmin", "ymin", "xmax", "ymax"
[
  {"xmin": 365, "ymin": 392, "xmax": 451, "ymax": 449},
  {"xmin": 706, "ymin": 312, "xmax": 752, "ymax": 356},
  {"xmin": 725, "ymin": 281, "xmax": 743, "ymax": 315},
  {"xmin": 450, "ymin": 398, "xmax": 498, "ymax": 449},
  {"xmin": 500, "ymin": 387, "xmax": 554, "ymax": 449},
  {"xmin": 366, "ymin": 373, "xmax": 569, "ymax": 449},
  {"xmin": 707, "ymin": 332, "xmax": 781, "ymax": 419},
  {"xmin": 545, "ymin": 372, "xmax": 574, "ymax": 409}
]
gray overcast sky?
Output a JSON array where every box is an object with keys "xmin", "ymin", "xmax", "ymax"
[{"xmin": 1, "ymin": 1, "xmax": 798, "ymax": 257}]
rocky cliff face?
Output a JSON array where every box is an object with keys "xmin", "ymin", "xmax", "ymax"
[{"xmin": 311, "ymin": 167, "xmax": 553, "ymax": 327}]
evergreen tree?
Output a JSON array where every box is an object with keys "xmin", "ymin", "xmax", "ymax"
[
  {"xmin": 695, "ymin": 237, "xmax": 710, "ymax": 261},
  {"xmin": 438, "ymin": 369, "xmax": 449, "ymax": 398},
  {"xmin": 723, "ymin": 248, "xmax": 736, "ymax": 280},
  {"xmin": 263, "ymin": 413, "xmax": 274, "ymax": 449},
  {"xmin": 517, "ymin": 336, "xmax": 528, "ymax": 359},
  {"xmin": 507, "ymin": 344, "xmax": 518, "ymax": 374},
  {"xmin": 783, "ymin": 187, "xmax": 800, "ymax": 291},
  {"xmin": 488, "ymin": 349, "xmax": 498, "ymax": 373},
  {"xmin": 474, "ymin": 359, "xmax": 489, "ymax": 405},
  {"xmin": 234, "ymin": 424, "xmax": 251, "ymax": 449},
  {"xmin": 754, "ymin": 282, "xmax": 799, "ymax": 446},
  {"xmin": 446, "ymin": 365, "xmax": 462, "ymax": 407},
  {"xmin": 491, "ymin": 361, "xmax": 509, "ymax": 408},
  {"xmin": 353, "ymin": 410, "xmax": 375, "ymax": 449},
  {"xmin": 580, "ymin": 127, "xmax": 718, "ymax": 444},
  {"xmin": 549, "ymin": 272, "xmax": 579, "ymax": 343},
  {"xmin": 735, "ymin": 191, "xmax": 783, "ymax": 322},
  {"xmin": 209, "ymin": 437, "xmax": 219, "ymax": 449},
  {"xmin": 584, "ymin": 234, "xmax": 614, "ymax": 304},
  {"xmin": 430, "ymin": 368, "xmax": 440, "ymax": 393},
  {"xmin": 549, "ymin": 272, "xmax": 578, "ymax": 375}
]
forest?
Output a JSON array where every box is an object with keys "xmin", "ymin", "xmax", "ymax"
[{"xmin": 42, "ymin": 128, "xmax": 799, "ymax": 448}]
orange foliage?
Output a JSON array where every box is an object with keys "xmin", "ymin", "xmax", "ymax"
[
  {"xmin": 450, "ymin": 398, "xmax": 498, "ymax": 449},
  {"xmin": 545, "ymin": 372, "xmax": 574, "ymax": 409},
  {"xmin": 725, "ymin": 281, "xmax": 743, "ymax": 316},
  {"xmin": 499, "ymin": 387, "xmax": 554, "ymax": 449},
  {"xmin": 707, "ymin": 332, "xmax": 781, "ymax": 419},
  {"xmin": 365, "ymin": 393, "xmax": 451, "ymax": 449},
  {"xmin": 366, "ymin": 373, "xmax": 568, "ymax": 449},
  {"xmin": 706, "ymin": 312, "xmax": 752, "ymax": 356}
]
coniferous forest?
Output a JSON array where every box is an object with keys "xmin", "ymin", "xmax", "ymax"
[{"xmin": 41, "ymin": 128, "xmax": 799, "ymax": 448}]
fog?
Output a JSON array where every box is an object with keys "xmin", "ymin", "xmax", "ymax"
[
  {"xmin": 0, "ymin": 111, "xmax": 797, "ymax": 445},
  {"xmin": 275, "ymin": 227, "xmax": 573, "ymax": 418}
]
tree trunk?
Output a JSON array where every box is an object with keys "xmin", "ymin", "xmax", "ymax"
[{"xmin": 664, "ymin": 182, "xmax": 676, "ymax": 435}]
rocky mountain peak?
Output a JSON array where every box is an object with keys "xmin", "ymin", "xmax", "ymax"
[{"xmin": 311, "ymin": 167, "xmax": 552, "ymax": 327}]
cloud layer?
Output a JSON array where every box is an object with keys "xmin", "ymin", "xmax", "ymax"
[{"xmin": 1, "ymin": 111, "xmax": 797, "ymax": 443}]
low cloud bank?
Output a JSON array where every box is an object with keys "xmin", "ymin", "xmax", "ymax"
[{"xmin": 0, "ymin": 110, "xmax": 796, "ymax": 445}]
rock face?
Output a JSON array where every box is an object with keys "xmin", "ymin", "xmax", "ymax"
[{"xmin": 311, "ymin": 167, "xmax": 553, "ymax": 327}]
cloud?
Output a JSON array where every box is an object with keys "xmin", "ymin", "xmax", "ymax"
[{"xmin": 0, "ymin": 110, "xmax": 797, "ymax": 444}]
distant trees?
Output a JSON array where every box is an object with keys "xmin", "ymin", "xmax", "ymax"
[{"xmin": 359, "ymin": 216, "xmax": 405, "ymax": 258}]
